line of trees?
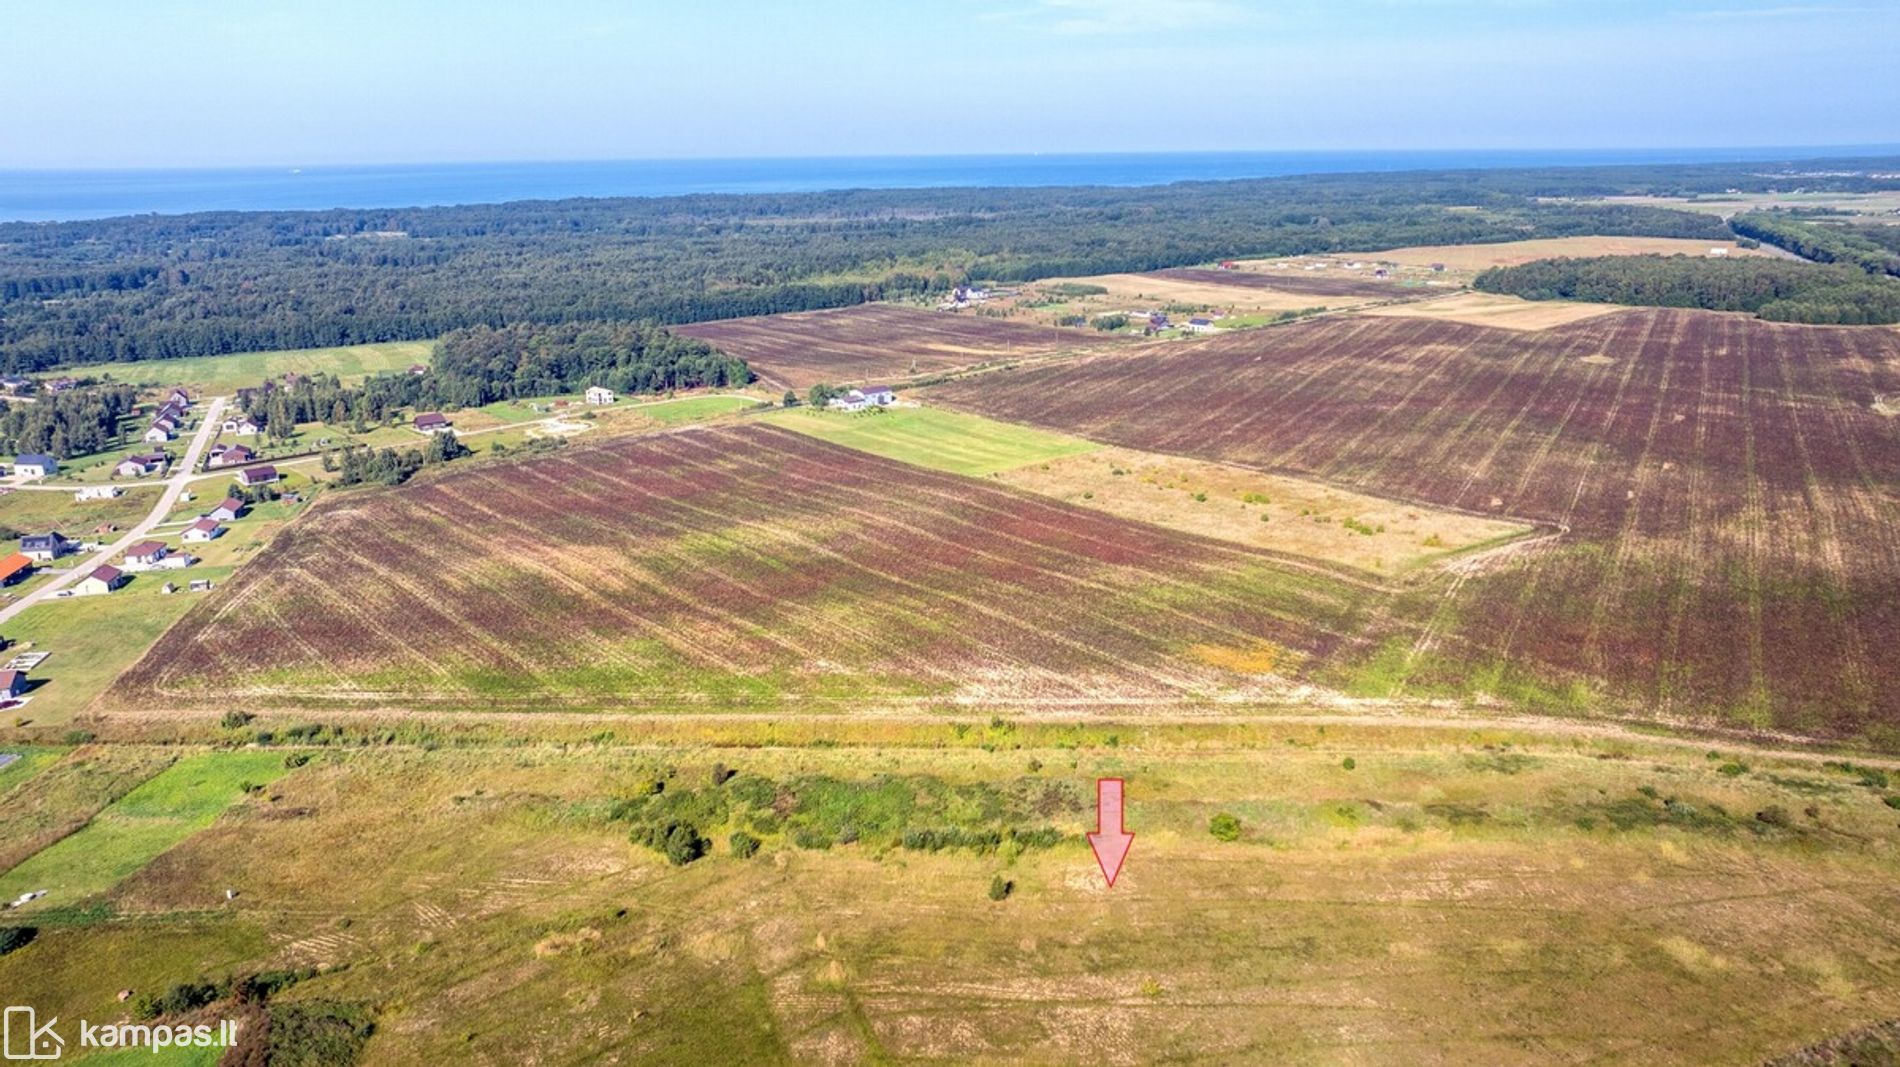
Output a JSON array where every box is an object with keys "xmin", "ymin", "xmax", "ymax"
[
  {"xmin": 325, "ymin": 429, "xmax": 471, "ymax": 487},
  {"xmin": 1473, "ymin": 255, "xmax": 1900, "ymax": 325},
  {"xmin": 0, "ymin": 162, "xmax": 1780, "ymax": 372},
  {"xmin": 0, "ymin": 384, "xmax": 139, "ymax": 457},
  {"xmin": 236, "ymin": 320, "xmax": 745, "ymax": 439},
  {"xmin": 1730, "ymin": 212, "xmax": 1900, "ymax": 277}
]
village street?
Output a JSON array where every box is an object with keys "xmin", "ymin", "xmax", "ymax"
[{"xmin": 0, "ymin": 396, "xmax": 228, "ymax": 627}]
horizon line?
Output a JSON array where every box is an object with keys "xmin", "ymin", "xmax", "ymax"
[{"xmin": 6, "ymin": 143, "xmax": 1900, "ymax": 175}]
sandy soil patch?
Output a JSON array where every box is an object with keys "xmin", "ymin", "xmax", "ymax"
[
  {"xmin": 1359, "ymin": 291, "xmax": 1625, "ymax": 331},
  {"xmin": 993, "ymin": 446, "xmax": 1530, "ymax": 574},
  {"xmin": 1340, "ymin": 235, "xmax": 1771, "ymax": 272}
]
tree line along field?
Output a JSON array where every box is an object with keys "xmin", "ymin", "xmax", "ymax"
[
  {"xmin": 926, "ymin": 308, "xmax": 1900, "ymax": 747},
  {"xmin": 671, "ymin": 303, "xmax": 1121, "ymax": 389},
  {"xmin": 106, "ymin": 425, "xmax": 1374, "ymax": 715}
]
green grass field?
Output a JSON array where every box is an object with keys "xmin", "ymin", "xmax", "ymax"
[
  {"xmin": 0, "ymin": 746, "xmax": 61, "ymax": 794},
  {"xmin": 3, "ymin": 586, "xmax": 208, "ymax": 725},
  {"xmin": 0, "ymin": 487, "xmax": 153, "ymax": 540},
  {"xmin": 79, "ymin": 341, "xmax": 432, "ymax": 395},
  {"xmin": 0, "ymin": 750, "xmax": 289, "ymax": 912},
  {"xmin": 632, "ymin": 394, "xmax": 761, "ymax": 425},
  {"xmin": 763, "ymin": 404, "xmax": 1099, "ymax": 476}
]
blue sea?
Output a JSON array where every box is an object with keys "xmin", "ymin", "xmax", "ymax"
[{"xmin": 1, "ymin": 147, "xmax": 1894, "ymax": 223}]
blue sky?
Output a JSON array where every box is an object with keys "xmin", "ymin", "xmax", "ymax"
[{"xmin": 1, "ymin": 0, "xmax": 1894, "ymax": 167}]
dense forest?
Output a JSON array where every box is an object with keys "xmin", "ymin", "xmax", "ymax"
[
  {"xmin": 7, "ymin": 159, "xmax": 1856, "ymax": 372},
  {"xmin": 1473, "ymin": 255, "xmax": 1900, "ymax": 324},
  {"xmin": 0, "ymin": 384, "xmax": 139, "ymax": 458},
  {"xmin": 1730, "ymin": 212, "xmax": 1900, "ymax": 276},
  {"xmin": 238, "ymin": 320, "xmax": 739, "ymax": 434}
]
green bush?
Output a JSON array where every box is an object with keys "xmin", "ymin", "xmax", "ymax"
[
  {"xmin": 1209, "ymin": 813, "xmax": 1243, "ymax": 842},
  {"xmin": 633, "ymin": 821, "xmax": 708, "ymax": 866},
  {"xmin": 1341, "ymin": 757, "xmax": 1356, "ymax": 771},
  {"xmin": 988, "ymin": 875, "xmax": 1013, "ymax": 901},
  {"xmin": 1717, "ymin": 761, "xmax": 1748, "ymax": 777},
  {"xmin": 729, "ymin": 831, "xmax": 761, "ymax": 859},
  {"xmin": 1883, "ymin": 795, "xmax": 1900, "ymax": 811},
  {"xmin": 221, "ymin": 710, "xmax": 255, "ymax": 729},
  {"xmin": 0, "ymin": 926, "xmax": 36, "ymax": 956}
]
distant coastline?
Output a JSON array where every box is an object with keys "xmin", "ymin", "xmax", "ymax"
[{"xmin": 4, "ymin": 146, "xmax": 1898, "ymax": 223}]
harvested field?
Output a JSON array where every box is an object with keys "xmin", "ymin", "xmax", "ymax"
[
  {"xmin": 106, "ymin": 425, "xmax": 1371, "ymax": 714},
  {"xmin": 993, "ymin": 446, "xmax": 1531, "ymax": 574},
  {"xmin": 929, "ymin": 309, "xmax": 1900, "ymax": 744},
  {"xmin": 1361, "ymin": 290, "xmax": 1626, "ymax": 331},
  {"xmin": 673, "ymin": 304, "xmax": 1106, "ymax": 390},
  {"xmin": 1347, "ymin": 235, "xmax": 1770, "ymax": 272},
  {"xmin": 1150, "ymin": 266, "xmax": 1411, "ymax": 299},
  {"xmin": 1019, "ymin": 271, "xmax": 1370, "ymax": 317}
]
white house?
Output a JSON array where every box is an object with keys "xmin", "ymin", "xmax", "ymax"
[
  {"xmin": 124, "ymin": 540, "xmax": 169, "ymax": 567},
  {"xmin": 143, "ymin": 425, "xmax": 174, "ymax": 444},
  {"xmin": 13, "ymin": 454, "xmax": 57, "ymax": 479},
  {"xmin": 75, "ymin": 564, "xmax": 126, "ymax": 596},
  {"xmin": 222, "ymin": 415, "xmax": 262, "ymax": 436},
  {"xmin": 182, "ymin": 517, "xmax": 224, "ymax": 543},
  {"xmin": 829, "ymin": 386, "xmax": 897, "ymax": 412},
  {"xmin": 585, "ymin": 386, "xmax": 616, "ymax": 406},
  {"xmin": 206, "ymin": 496, "xmax": 245, "ymax": 522},
  {"xmin": 114, "ymin": 453, "xmax": 169, "ymax": 478},
  {"xmin": 1185, "ymin": 317, "xmax": 1218, "ymax": 333}
]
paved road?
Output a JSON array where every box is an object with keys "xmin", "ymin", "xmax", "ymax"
[{"xmin": 0, "ymin": 396, "xmax": 228, "ymax": 628}]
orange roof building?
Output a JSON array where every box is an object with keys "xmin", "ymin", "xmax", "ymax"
[{"xmin": 0, "ymin": 552, "xmax": 33, "ymax": 585}]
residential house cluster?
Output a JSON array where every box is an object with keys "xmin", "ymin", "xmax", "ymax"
[
  {"xmin": 142, "ymin": 389, "xmax": 192, "ymax": 444},
  {"xmin": 114, "ymin": 452, "xmax": 170, "ymax": 478}
]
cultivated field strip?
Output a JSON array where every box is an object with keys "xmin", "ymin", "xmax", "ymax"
[
  {"xmin": 108, "ymin": 425, "xmax": 1371, "ymax": 713},
  {"xmin": 1150, "ymin": 266, "xmax": 1411, "ymax": 299},
  {"xmin": 928, "ymin": 310, "xmax": 1900, "ymax": 740},
  {"xmin": 673, "ymin": 303, "xmax": 1117, "ymax": 390}
]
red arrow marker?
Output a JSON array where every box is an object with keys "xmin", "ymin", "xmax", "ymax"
[{"xmin": 1087, "ymin": 777, "xmax": 1134, "ymax": 888}]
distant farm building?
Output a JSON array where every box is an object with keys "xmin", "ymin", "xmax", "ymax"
[
  {"xmin": 585, "ymin": 386, "xmax": 617, "ymax": 405},
  {"xmin": 414, "ymin": 412, "xmax": 453, "ymax": 434},
  {"xmin": 20, "ymin": 533, "xmax": 72, "ymax": 562},
  {"xmin": 0, "ymin": 553, "xmax": 33, "ymax": 586},
  {"xmin": 236, "ymin": 465, "xmax": 279, "ymax": 488},
  {"xmin": 830, "ymin": 386, "xmax": 897, "ymax": 412},
  {"xmin": 13, "ymin": 454, "xmax": 57, "ymax": 479},
  {"xmin": 182, "ymin": 517, "xmax": 224, "ymax": 543}
]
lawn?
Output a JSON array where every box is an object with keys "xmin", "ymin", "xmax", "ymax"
[
  {"xmin": 2, "ymin": 585, "xmax": 207, "ymax": 725},
  {"xmin": 0, "ymin": 487, "xmax": 153, "ymax": 539},
  {"xmin": 0, "ymin": 746, "xmax": 61, "ymax": 795},
  {"xmin": 762, "ymin": 404, "xmax": 1098, "ymax": 476},
  {"xmin": 78, "ymin": 341, "xmax": 432, "ymax": 395},
  {"xmin": 629, "ymin": 393, "xmax": 760, "ymax": 425},
  {"xmin": 0, "ymin": 750, "xmax": 291, "ymax": 913}
]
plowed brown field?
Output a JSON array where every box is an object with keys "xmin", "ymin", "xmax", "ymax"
[
  {"xmin": 107, "ymin": 425, "xmax": 1370, "ymax": 714},
  {"xmin": 929, "ymin": 309, "xmax": 1900, "ymax": 743},
  {"xmin": 674, "ymin": 304, "xmax": 1108, "ymax": 389}
]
